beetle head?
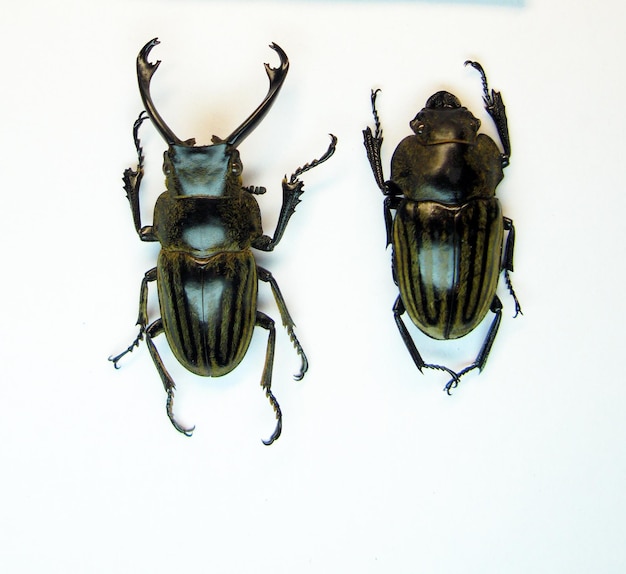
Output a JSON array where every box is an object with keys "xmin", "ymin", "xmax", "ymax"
[
  {"xmin": 410, "ymin": 91, "xmax": 481, "ymax": 146},
  {"xmin": 163, "ymin": 144, "xmax": 244, "ymax": 197}
]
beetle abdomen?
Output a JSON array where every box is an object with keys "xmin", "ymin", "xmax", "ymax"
[
  {"xmin": 394, "ymin": 199, "xmax": 503, "ymax": 340},
  {"xmin": 157, "ymin": 250, "xmax": 257, "ymax": 376}
]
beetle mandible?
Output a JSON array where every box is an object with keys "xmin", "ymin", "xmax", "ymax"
[
  {"xmin": 363, "ymin": 61, "xmax": 521, "ymax": 393},
  {"xmin": 109, "ymin": 39, "xmax": 337, "ymax": 444}
]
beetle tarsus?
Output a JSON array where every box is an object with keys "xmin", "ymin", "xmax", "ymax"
[
  {"xmin": 289, "ymin": 134, "xmax": 338, "ymax": 183},
  {"xmin": 363, "ymin": 89, "xmax": 387, "ymax": 193},
  {"xmin": 108, "ymin": 330, "xmax": 144, "ymax": 368},
  {"xmin": 166, "ymin": 389, "xmax": 195, "ymax": 437},
  {"xmin": 505, "ymin": 270, "xmax": 522, "ymax": 317},
  {"xmin": 256, "ymin": 311, "xmax": 283, "ymax": 445},
  {"xmin": 443, "ymin": 367, "xmax": 473, "ymax": 394},
  {"xmin": 465, "ymin": 60, "xmax": 511, "ymax": 162},
  {"xmin": 262, "ymin": 388, "xmax": 283, "ymax": 446},
  {"xmin": 257, "ymin": 266, "xmax": 309, "ymax": 381}
]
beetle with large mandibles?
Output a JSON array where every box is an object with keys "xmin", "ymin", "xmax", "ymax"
[
  {"xmin": 363, "ymin": 61, "xmax": 521, "ymax": 393},
  {"xmin": 110, "ymin": 39, "xmax": 336, "ymax": 444}
]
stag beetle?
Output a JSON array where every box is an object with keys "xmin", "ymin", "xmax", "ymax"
[
  {"xmin": 363, "ymin": 61, "xmax": 521, "ymax": 393},
  {"xmin": 110, "ymin": 39, "xmax": 336, "ymax": 444}
]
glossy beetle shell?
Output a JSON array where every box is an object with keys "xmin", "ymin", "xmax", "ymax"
[
  {"xmin": 157, "ymin": 250, "xmax": 258, "ymax": 376},
  {"xmin": 393, "ymin": 198, "xmax": 504, "ymax": 340},
  {"xmin": 391, "ymin": 129, "xmax": 505, "ymax": 340}
]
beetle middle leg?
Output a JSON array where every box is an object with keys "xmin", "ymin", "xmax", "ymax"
[
  {"xmin": 255, "ymin": 311, "xmax": 282, "ymax": 446},
  {"xmin": 392, "ymin": 296, "xmax": 460, "ymax": 386},
  {"xmin": 257, "ymin": 266, "xmax": 308, "ymax": 380},
  {"xmin": 444, "ymin": 295, "xmax": 503, "ymax": 394},
  {"xmin": 503, "ymin": 217, "xmax": 522, "ymax": 317}
]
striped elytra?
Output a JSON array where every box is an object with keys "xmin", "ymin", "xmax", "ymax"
[
  {"xmin": 157, "ymin": 250, "xmax": 257, "ymax": 377},
  {"xmin": 394, "ymin": 198, "xmax": 504, "ymax": 340}
]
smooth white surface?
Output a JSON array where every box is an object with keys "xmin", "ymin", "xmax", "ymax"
[{"xmin": 1, "ymin": 1, "xmax": 625, "ymax": 572}]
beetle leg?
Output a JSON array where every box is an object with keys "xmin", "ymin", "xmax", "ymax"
[
  {"xmin": 109, "ymin": 267, "xmax": 194, "ymax": 436},
  {"xmin": 123, "ymin": 111, "xmax": 157, "ymax": 241},
  {"xmin": 143, "ymin": 320, "xmax": 195, "ymax": 437},
  {"xmin": 444, "ymin": 296, "xmax": 503, "ymax": 394},
  {"xmin": 255, "ymin": 312, "xmax": 282, "ymax": 446},
  {"xmin": 384, "ymin": 195, "xmax": 403, "ymax": 248},
  {"xmin": 464, "ymin": 61, "xmax": 511, "ymax": 167},
  {"xmin": 257, "ymin": 266, "xmax": 308, "ymax": 380},
  {"xmin": 503, "ymin": 217, "xmax": 522, "ymax": 317},
  {"xmin": 253, "ymin": 135, "xmax": 337, "ymax": 252},
  {"xmin": 363, "ymin": 89, "xmax": 389, "ymax": 193},
  {"xmin": 392, "ymin": 296, "xmax": 460, "ymax": 385},
  {"xmin": 108, "ymin": 267, "xmax": 157, "ymax": 367}
]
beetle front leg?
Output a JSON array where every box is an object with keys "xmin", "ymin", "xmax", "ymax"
[
  {"xmin": 444, "ymin": 296, "xmax": 503, "ymax": 394},
  {"xmin": 122, "ymin": 111, "xmax": 157, "ymax": 242},
  {"xmin": 257, "ymin": 266, "xmax": 308, "ymax": 380},
  {"xmin": 465, "ymin": 61, "xmax": 511, "ymax": 167},
  {"xmin": 392, "ymin": 296, "xmax": 460, "ymax": 386},
  {"xmin": 252, "ymin": 135, "xmax": 337, "ymax": 252},
  {"xmin": 255, "ymin": 312, "xmax": 282, "ymax": 446},
  {"xmin": 363, "ymin": 89, "xmax": 389, "ymax": 193},
  {"xmin": 503, "ymin": 217, "xmax": 522, "ymax": 317}
]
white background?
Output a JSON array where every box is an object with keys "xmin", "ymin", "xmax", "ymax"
[{"xmin": 1, "ymin": 1, "xmax": 625, "ymax": 572}]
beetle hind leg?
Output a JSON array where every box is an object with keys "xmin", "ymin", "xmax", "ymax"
[
  {"xmin": 503, "ymin": 217, "xmax": 522, "ymax": 317},
  {"xmin": 392, "ymin": 296, "xmax": 461, "ymax": 387},
  {"xmin": 144, "ymin": 320, "xmax": 195, "ymax": 437},
  {"xmin": 444, "ymin": 295, "xmax": 503, "ymax": 394},
  {"xmin": 256, "ymin": 312, "xmax": 282, "ymax": 446}
]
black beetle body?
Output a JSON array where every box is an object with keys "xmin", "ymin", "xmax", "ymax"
[
  {"xmin": 110, "ymin": 39, "xmax": 336, "ymax": 443},
  {"xmin": 363, "ymin": 62, "xmax": 521, "ymax": 392}
]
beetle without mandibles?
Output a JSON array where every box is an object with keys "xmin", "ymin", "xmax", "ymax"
[
  {"xmin": 363, "ymin": 61, "xmax": 521, "ymax": 393},
  {"xmin": 109, "ymin": 39, "xmax": 336, "ymax": 444}
]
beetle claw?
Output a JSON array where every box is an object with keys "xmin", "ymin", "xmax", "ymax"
[
  {"xmin": 262, "ymin": 418, "xmax": 282, "ymax": 446},
  {"xmin": 166, "ymin": 389, "xmax": 194, "ymax": 437},
  {"xmin": 262, "ymin": 387, "xmax": 282, "ymax": 445},
  {"xmin": 444, "ymin": 364, "xmax": 480, "ymax": 394}
]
